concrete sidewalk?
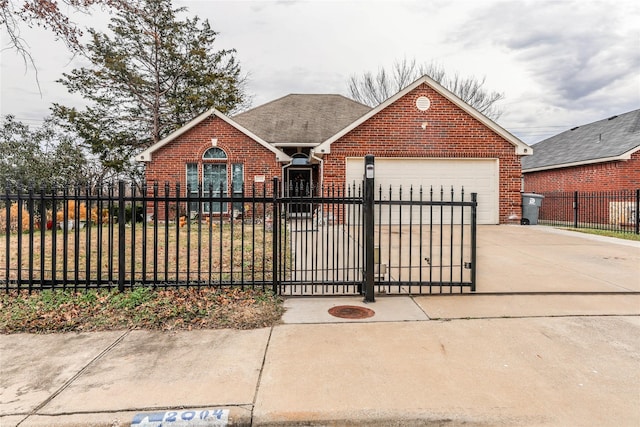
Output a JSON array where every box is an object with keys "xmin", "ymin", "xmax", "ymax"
[
  {"xmin": 1, "ymin": 226, "xmax": 639, "ymax": 426},
  {"xmin": 2, "ymin": 295, "xmax": 639, "ymax": 427}
]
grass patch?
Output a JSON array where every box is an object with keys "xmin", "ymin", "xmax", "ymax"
[
  {"xmin": 560, "ymin": 227, "xmax": 640, "ymax": 241},
  {"xmin": 1, "ymin": 222, "xmax": 276, "ymax": 283},
  {"xmin": 0, "ymin": 287, "xmax": 284, "ymax": 334}
]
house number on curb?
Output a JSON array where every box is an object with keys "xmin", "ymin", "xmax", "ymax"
[{"xmin": 131, "ymin": 409, "xmax": 229, "ymax": 426}]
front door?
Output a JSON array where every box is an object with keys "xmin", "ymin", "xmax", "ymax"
[{"xmin": 286, "ymin": 168, "xmax": 312, "ymax": 215}]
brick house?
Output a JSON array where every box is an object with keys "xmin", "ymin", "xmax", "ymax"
[
  {"xmin": 522, "ymin": 109, "xmax": 640, "ymax": 193},
  {"xmin": 137, "ymin": 75, "xmax": 532, "ymax": 224}
]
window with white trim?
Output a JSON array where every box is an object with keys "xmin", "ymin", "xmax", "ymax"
[{"xmin": 186, "ymin": 148, "xmax": 243, "ymax": 214}]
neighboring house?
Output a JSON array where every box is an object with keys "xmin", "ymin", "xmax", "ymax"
[
  {"xmin": 137, "ymin": 75, "xmax": 532, "ymax": 224},
  {"xmin": 522, "ymin": 109, "xmax": 640, "ymax": 193}
]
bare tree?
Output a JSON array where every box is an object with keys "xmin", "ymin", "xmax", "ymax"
[
  {"xmin": 348, "ymin": 58, "xmax": 504, "ymax": 120},
  {"xmin": 1, "ymin": 0, "xmax": 139, "ymax": 90},
  {"xmin": 1, "ymin": 0, "xmax": 139, "ymax": 51}
]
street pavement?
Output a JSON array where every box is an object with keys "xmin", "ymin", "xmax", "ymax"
[{"xmin": 1, "ymin": 225, "xmax": 639, "ymax": 426}]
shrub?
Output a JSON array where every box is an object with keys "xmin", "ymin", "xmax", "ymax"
[
  {"xmin": 53, "ymin": 201, "xmax": 108, "ymax": 225},
  {"xmin": 0, "ymin": 202, "xmax": 31, "ymax": 233}
]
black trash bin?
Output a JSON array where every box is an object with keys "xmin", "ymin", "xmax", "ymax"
[{"xmin": 521, "ymin": 193, "xmax": 544, "ymax": 225}]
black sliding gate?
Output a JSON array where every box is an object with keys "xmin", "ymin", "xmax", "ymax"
[
  {"xmin": 278, "ymin": 182, "xmax": 477, "ymax": 296},
  {"xmin": 2, "ymin": 162, "xmax": 477, "ymax": 295}
]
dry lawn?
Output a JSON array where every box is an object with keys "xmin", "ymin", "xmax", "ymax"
[
  {"xmin": 2, "ymin": 221, "xmax": 277, "ymax": 286},
  {"xmin": 0, "ymin": 287, "xmax": 284, "ymax": 333}
]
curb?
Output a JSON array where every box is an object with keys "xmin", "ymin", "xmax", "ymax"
[{"xmin": 7, "ymin": 407, "xmax": 252, "ymax": 427}]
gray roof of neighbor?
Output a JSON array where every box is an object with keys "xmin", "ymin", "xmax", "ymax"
[
  {"xmin": 522, "ymin": 109, "xmax": 640, "ymax": 171},
  {"xmin": 233, "ymin": 94, "xmax": 372, "ymax": 145}
]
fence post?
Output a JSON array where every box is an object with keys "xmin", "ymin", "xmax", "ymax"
[
  {"xmin": 118, "ymin": 181, "xmax": 126, "ymax": 292},
  {"xmin": 4, "ymin": 183, "xmax": 11, "ymax": 291},
  {"xmin": 28, "ymin": 184, "xmax": 35, "ymax": 292},
  {"xmin": 363, "ymin": 154, "xmax": 375, "ymax": 303},
  {"xmin": 16, "ymin": 186, "xmax": 23, "ymax": 290},
  {"xmin": 272, "ymin": 177, "xmax": 280, "ymax": 294},
  {"xmin": 636, "ymin": 189, "xmax": 639, "ymax": 235},
  {"xmin": 573, "ymin": 191, "xmax": 579, "ymax": 228},
  {"xmin": 470, "ymin": 193, "xmax": 478, "ymax": 292}
]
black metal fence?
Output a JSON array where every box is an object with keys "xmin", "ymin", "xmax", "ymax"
[
  {"xmin": 2, "ymin": 176, "xmax": 478, "ymax": 295},
  {"xmin": 277, "ymin": 183, "xmax": 478, "ymax": 296},
  {"xmin": 2, "ymin": 180, "xmax": 278, "ymax": 292},
  {"xmin": 373, "ymin": 185, "xmax": 477, "ymax": 295},
  {"xmin": 537, "ymin": 189, "xmax": 640, "ymax": 234},
  {"xmin": 278, "ymin": 183, "xmax": 365, "ymax": 295}
]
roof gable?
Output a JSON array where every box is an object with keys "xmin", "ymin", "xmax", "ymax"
[
  {"xmin": 314, "ymin": 75, "xmax": 531, "ymax": 156},
  {"xmin": 522, "ymin": 109, "xmax": 640, "ymax": 172},
  {"xmin": 136, "ymin": 108, "xmax": 290, "ymax": 163},
  {"xmin": 232, "ymin": 94, "xmax": 371, "ymax": 146}
]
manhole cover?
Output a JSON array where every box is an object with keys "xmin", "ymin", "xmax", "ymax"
[{"xmin": 328, "ymin": 305, "xmax": 375, "ymax": 319}]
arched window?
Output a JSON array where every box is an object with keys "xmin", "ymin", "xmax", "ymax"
[
  {"xmin": 290, "ymin": 152, "xmax": 309, "ymax": 166},
  {"xmin": 203, "ymin": 147, "xmax": 227, "ymax": 160},
  {"xmin": 186, "ymin": 146, "xmax": 243, "ymax": 214}
]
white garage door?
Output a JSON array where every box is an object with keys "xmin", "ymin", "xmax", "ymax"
[{"xmin": 345, "ymin": 157, "xmax": 499, "ymax": 224}]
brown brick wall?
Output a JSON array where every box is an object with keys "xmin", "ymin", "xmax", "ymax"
[
  {"xmin": 321, "ymin": 83, "xmax": 523, "ymax": 223},
  {"xmin": 144, "ymin": 115, "xmax": 282, "ymax": 195},
  {"xmin": 143, "ymin": 86, "xmax": 529, "ymax": 224},
  {"xmin": 523, "ymin": 150, "xmax": 640, "ymax": 193}
]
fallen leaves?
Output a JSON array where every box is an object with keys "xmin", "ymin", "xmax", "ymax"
[{"xmin": 0, "ymin": 287, "xmax": 284, "ymax": 334}]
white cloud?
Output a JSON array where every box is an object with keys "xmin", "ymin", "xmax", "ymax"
[{"xmin": 1, "ymin": 0, "xmax": 638, "ymax": 144}]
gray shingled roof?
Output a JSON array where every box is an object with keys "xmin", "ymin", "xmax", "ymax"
[
  {"xmin": 522, "ymin": 109, "xmax": 640, "ymax": 171},
  {"xmin": 233, "ymin": 94, "xmax": 372, "ymax": 145}
]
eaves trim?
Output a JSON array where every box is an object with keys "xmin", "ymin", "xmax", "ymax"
[
  {"xmin": 136, "ymin": 108, "xmax": 291, "ymax": 163},
  {"xmin": 522, "ymin": 147, "xmax": 638, "ymax": 173},
  {"xmin": 313, "ymin": 75, "xmax": 532, "ymax": 157},
  {"xmin": 272, "ymin": 142, "xmax": 319, "ymax": 147}
]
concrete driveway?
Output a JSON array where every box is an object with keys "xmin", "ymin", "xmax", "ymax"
[
  {"xmin": 477, "ymin": 225, "xmax": 640, "ymax": 293},
  {"xmin": 285, "ymin": 223, "xmax": 640, "ymax": 294}
]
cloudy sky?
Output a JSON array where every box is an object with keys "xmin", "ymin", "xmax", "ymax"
[{"xmin": 1, "ymin": 0, "xmax": 639, "ymax": 144}]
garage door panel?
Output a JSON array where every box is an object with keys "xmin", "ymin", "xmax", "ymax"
[
  {"xmin": 375, "ymin": 204, "xmax": 473, "ymax": 225},
  {"xmin": 346, "ymin": 158, "xmax": 498, "ymax": 224}
]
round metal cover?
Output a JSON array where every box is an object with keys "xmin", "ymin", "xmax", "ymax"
[{"xmin": 328, "ymin": 305, "xmax": 375, "ymax": 319}]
